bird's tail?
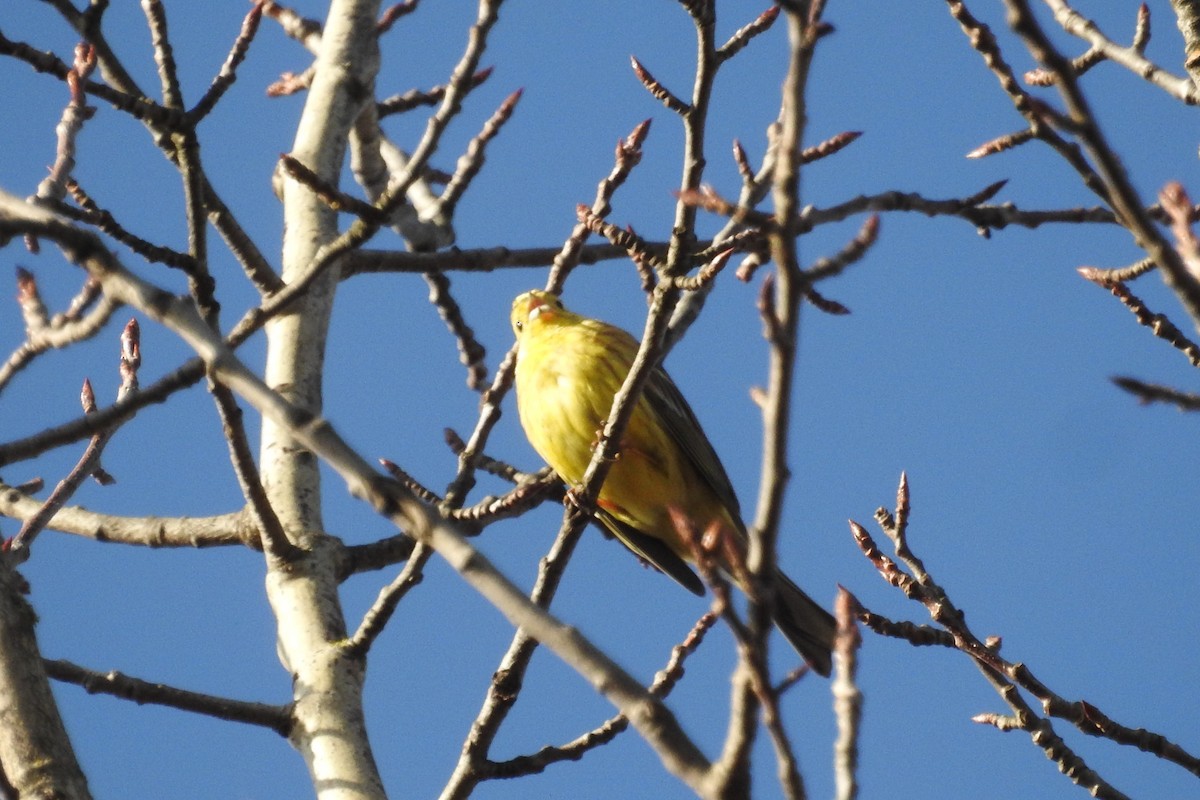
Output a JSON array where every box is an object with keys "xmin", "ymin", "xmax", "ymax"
[{"xmin": 770, "ymin": 569, "xmax": 836, "ymax": 677}]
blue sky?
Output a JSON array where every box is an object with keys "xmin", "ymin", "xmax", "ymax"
[{"xmin": 1, "ymin": 1, "xmax": 1198, "ymax": 798}]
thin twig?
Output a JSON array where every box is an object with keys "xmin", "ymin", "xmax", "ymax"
[
  {"xmin": 802, "ymin": 213, "xmax": 879, "ymax": 287},
  {"xmin": 484, "ymin": 614, "xmax": 718, "ymax": 779},
  {"xmin": 1079, "ymin": 274, "xmax": 1200, "ymax": 367},
  {"xmin": 5, "ymin": 319, "xmax": 141, "ymax": 564},
  {"xmin": 0, "ymin": 269, "xmax": 119, "ymax": 394},
  {"xmin": 832, "ymin": 588, "xmax": 862, "ymax": 800},
  {"xmin": 141, "ymin": 0, "xmax": 185, "ymax": 110},
  {"xmin": 377, "ymin": 0, "xmax": 420, "ymax": 35},
  {"xmin": 1076, "ymin": 256, "xmax": 1156, "ymax": 283},
  {"xmin": 448, "ymin": 476, "xmax": 558, "ymax": 529},
  {"xmin": 545, "ymin": 117, "xmax": 652, "ymax": 290},
  {"xmin": 966, "ymin": 127, "xmax": 1036, "ymax": 159},
  {"xmin": 208, "ymin": 383, "xmax": 299, "ymax": 562},
  {"xmin": 344, "ymin": 542, "xmax": 433, "ymax": 657},
  {"xmin": 576, "ymin": 205, "xmax": 662, "ymax": 267},
  {"xmin": 800, "ymin": 129, "xmax": 862, "ymax": 164},
  {"xmin": 376, "ymin": 67, "xmax": 493, "ymax": 117},
  {"xmin": 1042, "ymin": 0, "xmax": 1199, "ymax": 104},
  {"xmin": 668, "ymin": 248, "xmax": 734, "ymax": 291},
  {"xmin": 279, "ymin": 153, "xmax": 387, "ymax": 222},
  {"xmin": 443, "ymin": 429, "xmax": 547, "ymax": 484},
  {"xmin": 717, "ymin": 6, "xmax": 780, "ymax": 63},
  {"xmin": 630, "ymin": 56, "xmax": 689, "ymax": 114},
  {"xmin": 437, "ymin": 88, "xmax": 523, "ymax": 219},
  {"xmin": 189, "ymin": 2, "xmax": 265, "ymax": 123},
  {"xmin": 29, "ymin": 43, "xmax": 96, "ymax": 215},
  {"xmin": 738, "ymin": 9, "xmax": 827, "ymax": 798},
  {"xmin": 44, "ymin": 659, "xmax": 293, "ymax": 736},
  {"xmin": 343, "ymin": 242, "xmax": 642, "ymax": 276},
  {"xmin": 379, "ymin": 459, "xmax": 443, "ymax": 505},
  {"xmin": 56, "ymin": 179, "xmax": 195, "ymax": 269},
  {"xmin": 1111, "ymin": 376, "xmax": 1200, "ymax": 410}
]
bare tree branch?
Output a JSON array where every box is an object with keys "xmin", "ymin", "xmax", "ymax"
[
  {"xmin": 1080, "ymin": 273, "xmax": 1200, "ymax": 367},
  {"xmin": 484, "ymin": 613, "xmax": 718, "ymax": 779},
  {"xmin": 0, "ymin": 485, "xmax": 258, "ymax": 548},
  {"xmin": 1043, "ymin": 0, "xmax": 1200, "ymax": 105},
  {"xmin": 44, "ymin": 659, "xmax": 293, "ymax": 737},
  {"xmin": 6, "ymin": 319, "xmax": 141, "ymax": 565},
  {"xmin": 832, "ymin": 589, "xmax": 862, "ymax": 800},
  {"xmin": 0, "ymin": 560, "xmax": 92, "ymax": 800},
  {"xmin": 1111, "ymin": 376, "xmax": 1200, "ymax": 410},
  {"xmin": 852, "ymin": 474, "xmax": 1200, "ymax": 795},
  {"xmin": 188, "ymin": 3, "xmax": 265, "ymax": 123},
  {"xmin": 0, "ymin": 268, "xmax": 119, "ymax": 394},
  {"xmin": 1002, "ymin": 0, "xmax": 1200, "ymax": 329}
]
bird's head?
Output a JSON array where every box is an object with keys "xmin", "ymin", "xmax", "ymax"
[{"xmin": 511, "ymin": 290, "xmax": 568, "ymax": 339}]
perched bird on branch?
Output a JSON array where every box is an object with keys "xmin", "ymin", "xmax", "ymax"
[{"xmin": 510, "ymin": 289, "xmax": 834, "ymax": 675}]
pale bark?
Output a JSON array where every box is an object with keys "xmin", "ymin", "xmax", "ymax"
[
  {"xmin": 261, "ymin": 1, "xmax": 387, "ymax": 797},
  {"xmin": 0, "ymin": 560, "xmax": 92, "ymax": 800}
]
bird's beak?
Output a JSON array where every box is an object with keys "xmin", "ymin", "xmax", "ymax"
[{"xmin": 527, "ymin": 295, "xmax": 552, "ymax": 321}]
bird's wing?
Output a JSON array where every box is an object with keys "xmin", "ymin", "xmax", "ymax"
[
  {"xmin": 643, "ymin": 364, "xmax": 746, "ymax": 532},
  {"xmin": 594, "ymin": 508, "xmax": 705, "ymax": 596}
]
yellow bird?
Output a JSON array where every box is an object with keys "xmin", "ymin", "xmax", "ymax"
[{"xmin": 511, "ymin": 290, "xmax": 835, "ymax": 675}]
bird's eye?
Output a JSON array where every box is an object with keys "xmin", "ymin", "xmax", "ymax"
[{"xmin": 514, "ymin": 320, "xmax": 523, "ymax": 331}]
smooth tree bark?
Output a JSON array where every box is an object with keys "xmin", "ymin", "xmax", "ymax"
[
  {"xmin": 0, "ymin": 559, "xmax": 91, "ymax": 800},
  {"xmin": 262, "ymin": 0, "xmax": 388, "ymax": 797}
]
